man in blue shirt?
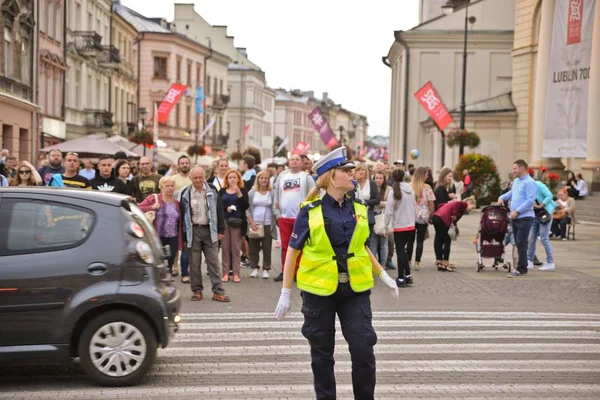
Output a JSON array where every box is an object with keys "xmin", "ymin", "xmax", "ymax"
[{"xmin": 498, "ymin": 159, "xmax": 538, "ymax": 277}]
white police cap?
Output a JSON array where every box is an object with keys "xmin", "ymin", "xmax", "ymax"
[{"xmin": 312, "ymin": 147, "xmax": 355, "ymax": 177}]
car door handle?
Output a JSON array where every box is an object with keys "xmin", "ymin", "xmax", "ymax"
[{"xmin": 87, "ymin": 263, "xmax": 108, "ymax": 276}]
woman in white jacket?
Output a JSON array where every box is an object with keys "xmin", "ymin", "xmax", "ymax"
[{"xmin": 384, "ymin": 168, "xmax": 417, "ymax": 287}]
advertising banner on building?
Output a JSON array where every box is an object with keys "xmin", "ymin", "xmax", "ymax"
[
  {"xmin": 309, "ymin": 107, "xmax": 339, "ymax": 148},
  {"xmin": 157, "ymin": 84, "xmax": 187, "ymax": 124},
  {"xmin": 543, "ymin": 0, "xmax": 595, "ymax": 158},
  {"xmin": 414, "ymin": 81, "xmax": 453, "ymax": 131}
]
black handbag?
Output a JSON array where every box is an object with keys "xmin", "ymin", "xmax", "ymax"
[
  {"xmin": 226, "ymin": 217, "xmax": 243, "ymax": 228},
  {"xmin": 536, "ymin": 208, "xmax": 551, "ymax": 224}
]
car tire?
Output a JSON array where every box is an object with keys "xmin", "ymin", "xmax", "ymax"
[{"xmin": 78, "ymin": 310, "xmax": 157, "ymax": 387}]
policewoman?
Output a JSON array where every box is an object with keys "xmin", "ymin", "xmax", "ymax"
[{"xmin": 274, "ymin": 147, "xmax": 399, "ymax": 400}]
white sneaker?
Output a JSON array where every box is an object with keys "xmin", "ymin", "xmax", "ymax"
[
  {"xmin": 527, "ymin": 260, "xmax": 534, "ymax": 270},
  {"xmin": 262, "ymin": 270, "xmax": 270, "ymax": 279},
  {"xmin": 539, "ymin": 263, "xmax": 555, "ymax": 271},
  {"xmin": 250, "ymin": 269, "xmax": 259, "ymax": 278}
]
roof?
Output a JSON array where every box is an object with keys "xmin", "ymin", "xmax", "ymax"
[
  {"xmin": 0, "ymin": 187, "xmax": 128, "ymax": 207},
  {"xmin": 114, "ymin": 3, "xmax": 171, "ymax": 33},
  {"xmin": 451, "ymin": 92, "xmax": 516, "ymax": 114},
  {"xmin": 274, "ymin": 90, "xmax": 309, "ymax": 104}
]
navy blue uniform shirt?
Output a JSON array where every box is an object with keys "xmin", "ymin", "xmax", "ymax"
[{"xmin": 289, "ymin": 193, "xmax": 370, "ymax": 273}]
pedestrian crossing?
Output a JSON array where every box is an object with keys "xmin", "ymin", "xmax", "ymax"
[{"xmin": 1, "ymin": 311, "xmax": 599, "ymax": 399}]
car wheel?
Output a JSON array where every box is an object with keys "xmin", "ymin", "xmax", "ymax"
[{"xmin": 78, "ymin": 310, "xmax": 157, "ymax": 386}]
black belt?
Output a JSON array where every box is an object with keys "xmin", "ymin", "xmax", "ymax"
[
  {"xmin": 332, "ymin": 253, "xmax": 354, "ymax": 261},
  {"xmin": 193, "ymin": 224, "xmax": 209, "ymax": 227}
]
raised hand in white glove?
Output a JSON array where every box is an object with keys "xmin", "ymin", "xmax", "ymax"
[
  {"xmin": 379, "ymin": 270, "xmax": 399, "ymax": 299},
  {"xmin": 274, "ymin": 288, "xmax": 292, "ymax": 320}
]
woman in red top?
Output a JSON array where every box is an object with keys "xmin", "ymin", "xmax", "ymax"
[{"xmin": 432, "ymin": 196, "xmax": 476, "ymax": 272}]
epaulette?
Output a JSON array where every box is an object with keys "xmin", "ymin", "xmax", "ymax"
[
  {"xmin": 300, "ymin": 199, "xmax": 323, "ymax": 210},
  {"xmin": 353, "ymin": 197, "xmax": 368, "ymax": 206}
]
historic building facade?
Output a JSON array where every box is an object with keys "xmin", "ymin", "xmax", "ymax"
[{"xmin": 0, "ymin": 0, "xmax": 37, "ymax": 162}]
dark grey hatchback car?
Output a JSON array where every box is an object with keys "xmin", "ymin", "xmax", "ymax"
[{"xmin": 0, "ymin": 187, "xmax": 181, "ymax": 386}]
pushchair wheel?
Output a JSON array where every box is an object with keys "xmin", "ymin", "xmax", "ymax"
[{"xmin": 476, "ymin": 262, "xmax": 484, "ymax": 272}]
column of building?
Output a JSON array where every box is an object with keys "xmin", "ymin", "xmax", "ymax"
[
  {"xmin": 529, "ymin": 0, "xmax": 563, "ymax": 170},
  {"xmin": 581, "ymin": 1, "xmax": 600, "ymax": 186}
]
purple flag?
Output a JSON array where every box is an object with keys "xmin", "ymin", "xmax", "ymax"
[{"xmin": 309, "ymin": 107, "xmax": 339, "ymax": 149}]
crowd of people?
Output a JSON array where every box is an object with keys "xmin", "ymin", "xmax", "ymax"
[{"xmin": 0, "ymin": 147, "xmax": 585, "ymax": 292}]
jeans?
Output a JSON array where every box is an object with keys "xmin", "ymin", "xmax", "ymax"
[
  {"xmin": 180, "ymin": 248, "xmax": 189, "ymax": 277},
  {"xmin": 394, "ymin": 230, "xmax": 415, "ymax": 280},
  {"xmin": 160, "ymin": 236, "xmax": 178, "ymax": 273},
  {"xmin": 512, "ymin": 217, "xmax": 534, "ymax": 274},
  {"xmin": 432, "ymin": 216, "xmax": 451, "ymax": 261},
  {"xmin": 528, "ymin": 217, "xmax": 554, "ymax": 263},
  {"xmin": 370, "ymin": 232, "xmax": 388, "ymax": 265},
  {"xmin": 551, "ymin": 217, "xmax": 571, "ymax": 239},
  {"xmin": 301, "ymin": 286, "xmax": 377, "ymax": 400},
  {"xmin": 412, "ymin": 223, "xmax": 429, "ymax": 262}
]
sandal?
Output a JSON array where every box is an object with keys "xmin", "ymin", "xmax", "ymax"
[
  {"xmin": 181, "ymin": 276, "xmax": 190, "ymax": 283},
  {"xmin": 212, "ymin": 293, "xmax": 231, "ymax": 302},
  {"xmin": 439, "ymin": 261, "xmax": 455, "ymax": 272},
  {"xmin": 222, "ymin": 275, "xmax": 229, "ymax": 282},
  {"xmin": 233, "ymin": 274, "xmax": 241, "ymax": 283}
]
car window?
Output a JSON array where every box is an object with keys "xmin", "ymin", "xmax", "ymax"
[{"xmin": 0, "ymin": 199, "xmax": 95, "ymax": 256}]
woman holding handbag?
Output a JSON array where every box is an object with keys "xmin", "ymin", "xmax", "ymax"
[
  {"xmin": 247, "ymin": 171, "xmax": 277, "ymax": 279},
  {"xmin": 371, "ymin": 171, "xmax": 391, "ymax": 266},
  {"xmin": 410, "ymin": 167, "xmax": 436, "ymax": 270},
  {"xmin": 551, "ymin": 189, "xmax": 576, "ymax": 240},
  {"xmin": 219, "ymin": 169, "xmax": 249, "ymax": 283},
  {"xmin": 432, "ymin": 197, "xmax": 476, "ymax": 272},
  {"xmin": 138, "ymin": 176, "xmax": 183, "ymax": 276}
]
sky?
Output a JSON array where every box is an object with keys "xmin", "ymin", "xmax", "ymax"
[{"xmin": 121, "ymin": 0, "xmax": 420, "ymax": 137}]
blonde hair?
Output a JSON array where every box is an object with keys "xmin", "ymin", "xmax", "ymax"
[
  {"xmin": 305, "ymin": 170, "xmax": 339, "ymax": 202},
  {"xmin": 159, "ymin": 175, "xmax": 176, "ymax": 189},
  {"xmin": 411, "ymin": 166, "xmax": 428, "ymax": 200},
  {"xmin": 223, "ymin": 169, "xmax": 244, "ymax": 189},
  {"xmin": 463, "ymin": 195, "xmax": 477, "ymax": 208},
  {"xmin": 252, "ymin": 170, "xmax": 272, "ymax": 191}
]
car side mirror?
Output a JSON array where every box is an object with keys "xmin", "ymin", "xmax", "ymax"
[{"xmin": 162, "ymin": 245, "xmax": 171, "ymax": 258}]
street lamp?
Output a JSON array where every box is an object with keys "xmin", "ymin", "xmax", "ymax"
[{"xmin": 442, "ymin": 0, "xmax": 476, "ymax": 156}]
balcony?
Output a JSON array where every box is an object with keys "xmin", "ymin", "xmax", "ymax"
[
  {"xmin": 74, "ymin": 31, "xmax": 103, "ymax": 55},
  {"xmin": 97, "ymin": 45, "xmax": 120, "ymax": 67},
  {"xmin": 84, "ymin": 109, "xmax": 113, "ymax": 129},
  {"xmin": 0, "ymin": 76, "xmax": 32, "ymax": 101},
  {"xmin": 211, "ymin": 94, "xmax": 230, "ymax": 111}
]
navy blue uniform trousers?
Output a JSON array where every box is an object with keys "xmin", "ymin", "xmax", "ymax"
[{"xmin": 301, "ymin": 284, "xmax": 377, "ymax": 400}]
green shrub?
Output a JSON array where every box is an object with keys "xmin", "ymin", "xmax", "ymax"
[{"xmin": 454, "ymin": 154, "xmax": 501, "ymax": 206}]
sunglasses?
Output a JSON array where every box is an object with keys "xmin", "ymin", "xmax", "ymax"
[
  {"xmin": 19, "ymin": 170, "xmax": 31, "ymax": 174},
  {"xmin": 66, "ymin": 152, "xmax": 79, "ymax": 156}
]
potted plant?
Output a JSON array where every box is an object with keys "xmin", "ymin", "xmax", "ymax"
[
  {"xmin": 128, "ymin": 130, "xmax": 154, "ymax": 147},
  {"xmin": 445, "ymin": 129, "xmax": 481, "ymax": 149},
  {"xmin": 187, "ymin": 144, "xmax": 206, "ymax": 157},
  {"xmin": 454, "ymin": 154, "xmax": 501, "ymax": 206}
]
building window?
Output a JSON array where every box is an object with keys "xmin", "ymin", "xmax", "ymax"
[
  {"xmin": 196, "ymin": 64, "xmax": 201, "ymax": 88},
  {"xmin": 40, "ymin": 0, "xmax": 47, "ymax": 34},
  {"xmin": 219, "ymin": 116, "xmax": 223, "ymax": 134},
  {"xmin": 48, "ymin": 1, "xmax": 54, "ymax": 39},
  {"xmin": 175, "ymin": 104, "xmax": 180, "ymax": 127},
  {"xmin": 176, "ymin": 58, "xmax": 181, "ymax": 82},
  {"xmin": 206, "ymin": 76, "xmax": 211, "ymax": 95},
  {"xmin": 4, "ymin": 27, "xmax": 12, "ymax": 78},
  {"xmin": 195, "ymin": 113, "xmax": 200, "ymax": 131},
  {"xmin": 55, "ymin": 5, "xmax": 62, "ymax": 42},
  {"xmin": 187, "ymin": 61, "xmax": 192, "ymax": 86},
  {"xmin": 75, "ymin": 69, "xmax": 81, "ymax": 107},
  {"xmin": 219, "ymin": 79, "xmax": 223, "ymax": 96},
  {"xmin": 55, "ymin": 71, "xmax": 62, "ymax": 117},
  {"xmin": 213, "ymin": 78, "xmax": 217, "ymax": 96},
  {"xmin": 153, "ymin": 57, "xmax": 167, "ymax": 79},
  {"xmin": 186, "ymin": 105, "xmax": 191, "ymax": 129},
  {"xmin": 39, "ymin": 67, "xmax": 47, "ymax": 112}
]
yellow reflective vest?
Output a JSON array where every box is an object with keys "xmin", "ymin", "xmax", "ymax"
[{"xmin": 296, "ymin": 198, "xmax": 374, "ymax": 296}]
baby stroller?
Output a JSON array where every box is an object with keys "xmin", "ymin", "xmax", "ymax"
[{"xmin": 474, "ymin": 205, "xmax": 514, "ymax": 272}]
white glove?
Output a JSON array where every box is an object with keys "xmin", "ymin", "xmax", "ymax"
[
  {"xmin": 274, "ymin": 288, "xmax": 292, "ymax": 320},
  {"xmin": 379, "ymin": 270, "xmax": 399, "ymax": 299}
]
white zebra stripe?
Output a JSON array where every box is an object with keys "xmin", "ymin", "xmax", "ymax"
[
  {"xmin": 160, "ymin": 343, "xmax": 600, "ymax": 356},
  {"xmin": 172, "ymin": 329, "xmax": 600, "ymax": 341}
]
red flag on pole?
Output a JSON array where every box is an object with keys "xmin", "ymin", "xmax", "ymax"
[
  {"xmin": 292, "ymin": 141, "xmax": 310, "ymax": 155},
  {"xmin": 242, "ymin": 124, "xmax": 250, "ymax": 143},
  {"xmin": 414, "ymin": 81, "xmax": 453, "ymax": 131},
  {"xmin": 157, "ymin": 83, "xmax": 187, "ymax": 124}
]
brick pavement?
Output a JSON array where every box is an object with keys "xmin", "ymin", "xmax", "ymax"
[{"xmin": 0, "ymin": 212, "xmax": 599, "ymax": 399}]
